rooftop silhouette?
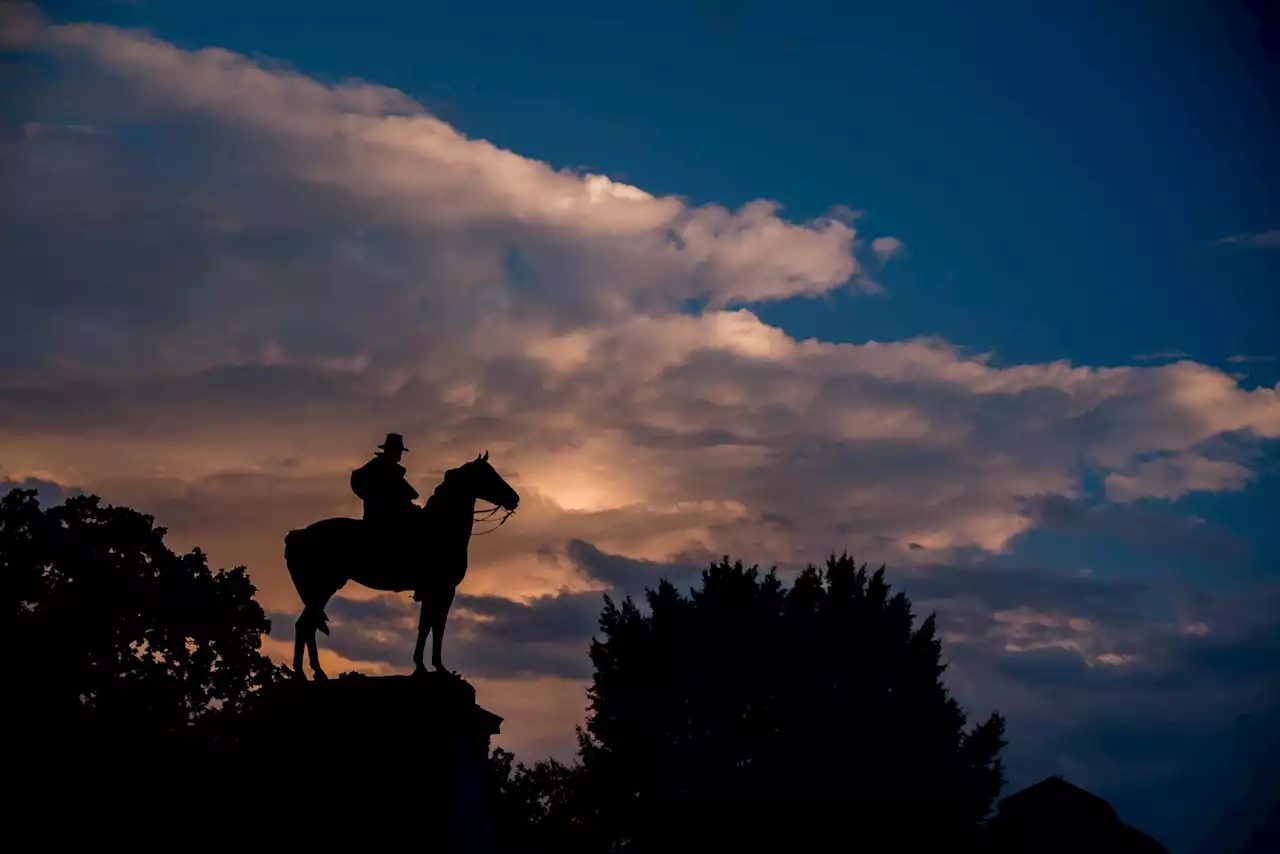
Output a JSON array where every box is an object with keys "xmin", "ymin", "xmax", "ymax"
[{"xmin": 989, "ymin": 775, "xmax": 1170, "ymax": 853}]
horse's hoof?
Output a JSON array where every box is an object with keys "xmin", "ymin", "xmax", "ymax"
[
  {"xmin": 313, "ymin": 670, "xmax": 329, "ymax": 681},
  {"xmin": 412, "ymin": 665, "xmax": 429, "ymax": 677},
  {"xmin": 291, "ymin": 669, "xmax": 307, "ymax": 681}
]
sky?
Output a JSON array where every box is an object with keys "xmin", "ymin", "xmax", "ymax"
[{"xmin": 1, "ymin": 1, "xmax": 1278, "ymax": 849}]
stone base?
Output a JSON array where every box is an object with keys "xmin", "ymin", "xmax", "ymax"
[
  {"xmin": 73, "ymin": 672, "xmax": 503, "ymax": 852},
  {"xmin": 244, "ymin": 672, "xmax": 503, "ymax": 851}
]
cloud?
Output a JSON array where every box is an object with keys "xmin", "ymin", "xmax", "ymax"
[
  {"xmin": 882, "ymin": 554, "xmax": 1280, "ymax": 836},
  {"xmin": 1212, "ymin": 229, "xmax": 1280, "ymax": 249},
  {"xmin": 3, "ymin": 11, "xmax": 1278, "ymax": 604},
  {"xmin": 933, "ymin": 575, "xmax": 1280, "ymax": 847},
  {"xmin": 0, "ymin": 475, "xmax": 81, "ymax": 506},
  {"xmin": 22, "ymin": 121, "xmax": 110, "ymax": 138},
  {"xmin": 268, "ymin": 587, "xmax": 605, "ymax": 680},
  {"xmin": 1227, "ymin": 354, "xmax": 1277, "ymax": 364},
  {"xmin": 1105, "ymin": 451, "xmax": 1255, "ymax": 502},
  {"xmin": 1024, "ymin": 493, "xmax": 1248, "ymax": 560},
  {"xmin": 2, "ymin": 10, "xmax": 1280, "ymax": 828},
  {"xmin": 2, "ymin": 7, "xmax": 857, "ymax": 374},
  {"xmin": 0, "ymin": 2, "xmax": 44, "ymax": 48},
  {"xmin": 1133, "ymin": 351, "xmax": 1192, "ymax": 362},
  {"xmin": 567, "ymin": 538, "xmax": 705, "ymax": 593},
  {"xmin": 870, "ymin": 235, "xmax": 905, "ymax": 262}
]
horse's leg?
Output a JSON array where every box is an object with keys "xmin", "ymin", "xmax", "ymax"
[
  {"xmin": 293, "ymin": 613, "xmax": 308, "ymax": 680},
  {"xmin": 303, "ymin": 600, "xmax": 332, "ymax": 680},
  {"xmin": 431, "ymin": 587, "xmax": 456, "ymax": 672},
  {"xmin": 413, "ymin": 595, "xmax": 431, "ymax": 675},
  {"xmin": 307, "ymin": 631, "xmax": 326, "ymax": 680}
]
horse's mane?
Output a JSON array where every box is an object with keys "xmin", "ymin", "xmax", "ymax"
[{"xmin": 423, "ymin": 467, "xmax": 467, "ymax": 515}]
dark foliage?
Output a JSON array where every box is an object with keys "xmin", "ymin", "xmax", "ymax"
[
  {"xmin": 5, "ymin": 486, "xmax": 1010, "ymax": 852},
  {"xmin": 490, "ymin": 748, "xmax": 590, "ymax": 851},
  {"xmin": 493, "ymin": 554, "xmax": 1007, "ymax": 852},
  {"xmin": 4, "ymin": 487, "xmax": 282, "ymax": 723},
  {"xmin": 3, "ymin": 487, "xmax": 284, "ymax": 847}
]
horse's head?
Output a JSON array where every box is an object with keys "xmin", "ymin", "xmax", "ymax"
[{"xmin": 459, "ymin": 450, "xmax": 520, "ymax": 511}]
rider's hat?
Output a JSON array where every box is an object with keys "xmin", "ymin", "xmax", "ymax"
[{"xmin": 377, "ymin": 433, "xmax": 409, "ymax": 453}]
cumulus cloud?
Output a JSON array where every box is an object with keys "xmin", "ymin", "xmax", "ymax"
[
  {"xmin": 3, "ymin": 7, "xmax": 1279, "ymax": 601},
  {"xmin": 2, "ymin": 6, "xmax": 858, "ymax": 383},
  {"xmin": 1105, "ymin": 451, "xmax": 1255, "ymax": 502},
  {"xmin": 2, "ymin": 7, "xmax": 1280, "ymax": 796}
]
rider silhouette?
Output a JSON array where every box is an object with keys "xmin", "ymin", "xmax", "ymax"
[{"xmin": 351, "ymin": 434, "xmax": 420, "ymax": 546}]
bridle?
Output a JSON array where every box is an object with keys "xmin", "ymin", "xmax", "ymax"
[
  {"xmin": 472, "ymin": 502, "xmax": 515, "ymax": 535},
  {"xmin": 447, "ymin": 458, "xmax": 517, "ymax": 536}
]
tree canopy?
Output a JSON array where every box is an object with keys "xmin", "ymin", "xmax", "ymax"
[
  {"xmin": 3, "ymin": 487, "xmax": 281, "ymax": 732},
  {"xmin": 4, "ymin": 487, "xmax": 284, "ymax": 845},
  {"xmin": 493, "ymin": 555, "xmax": 1007, "ymax": 852}
]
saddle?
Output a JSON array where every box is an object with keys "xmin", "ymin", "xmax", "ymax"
[
  {"xmin": 358, "ymin": 515, "xmax": 421, "ymax": 592},
  {"xmin": 357, "ymin": 506, "xmax": 462, "ymax": 598}
]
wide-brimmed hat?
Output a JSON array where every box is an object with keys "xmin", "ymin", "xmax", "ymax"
[{"xmin": 377, "ymin": 433, "xmax": 409, "ymax": 453}]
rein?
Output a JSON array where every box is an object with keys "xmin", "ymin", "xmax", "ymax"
[{"xmin": 471, "ymin": 502, "xmax": 515, "ymax": 535}]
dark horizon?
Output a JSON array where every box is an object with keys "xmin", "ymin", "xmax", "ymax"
[{"xmin": 13, "ymin": 486, "xmax": 1236, "ymax": 853}]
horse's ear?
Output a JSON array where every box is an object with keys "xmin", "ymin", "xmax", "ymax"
[
  {"xmin": 475, "ymin": 452, "xmax": 482, "ymax": 462},
  {"xmin": 482, "ymin": 450, "xmax": 489, "ymax": 461}
]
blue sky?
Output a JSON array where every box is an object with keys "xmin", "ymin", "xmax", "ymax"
[
  {"xmin": 49, "ymin": 0, "xmax": 1279, "ymax": 370},
  {"xmin": 4, "ymin": 2, "xmax": 1279, "ymax": 851}
]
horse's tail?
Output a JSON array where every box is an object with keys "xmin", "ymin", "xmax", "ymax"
[
  {"xmin": 284, "ymin": 528, "xmax": 330, "ymax": 635},
  {"xmin": 303, "ymin": 607, "xmax": 331, "ymax": 636}
]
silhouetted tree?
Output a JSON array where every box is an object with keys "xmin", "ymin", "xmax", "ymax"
[
  {"xmin": 491, "ymin": 749, "xmax": 581, "ymax": 851},
  {"xmin": 551, "ymin": 554, "xmax": 1007, "ymax": 853},
  {"xmin": 3, "ymin": 488, "xmax": 282, "ymax": 728},
  {"xmin": 3, "ymin": 488, "xmax": 283, "ymax": 843}
]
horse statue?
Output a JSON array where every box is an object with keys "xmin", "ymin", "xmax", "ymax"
[{"xmin": 284, "ymin": 451, "xmax": 519, "ymax": 680}]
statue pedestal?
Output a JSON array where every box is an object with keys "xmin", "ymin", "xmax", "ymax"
[
  {"xmin": 67, "ymin": 671, "xmax": 502, "ymax": 851},
  {"xmin": 242, "ymin": 672, "xmax": 503, "ymax": 852}
]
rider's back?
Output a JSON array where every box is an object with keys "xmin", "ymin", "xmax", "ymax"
[{"xmin": 352, "ymin": 454, "xmax": 418, "ymax": 520}]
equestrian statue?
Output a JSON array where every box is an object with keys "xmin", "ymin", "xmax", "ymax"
[{"xmin": 284, "ymin": 433, "xmax": 520, "ymax": 680}]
